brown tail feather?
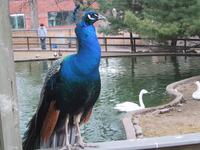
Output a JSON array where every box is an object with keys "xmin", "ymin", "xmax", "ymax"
[
  {"xmin": 23, "ymin": 114, "xmax": 38, "ymax": 150},
  {"xmin": 40, "ymin": 101, "xmax": 60, "ymax": 142},
  {"xmin": 82, "ymin": 108, "xmax": 93, "ymax": 124}
]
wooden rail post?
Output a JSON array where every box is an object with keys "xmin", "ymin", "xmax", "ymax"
[
  {"xmin": 133, "ymin": 38, "xmax": 136, "ymax": 53},
  {"xmin": 27, "ymin": 37, "xmax": 30, "ymax": 50},
  {"xmin": 184, "ymin": 39, "xmax": 187, "ymax": 54},
  {"xmin": 69, "ymin": 29, "xmax": 72, "ymax": 48},
  {"xmin": 69, "ymin": 37, "xmax": 72, "ymax": 48},
  {"xmin": 0, "ymin": 0, "xmax": 22, "ymax": 149},
  {"xmin": 104, "ymin": 37, "xmax": 108, "ymax": 52},
  {"xmin": 130, "ymin": 32, "xmax": 135, "ymax": 53},
  {"xmin": 49, "ymin": 37, "xmax": 52, "ymax": 51}
]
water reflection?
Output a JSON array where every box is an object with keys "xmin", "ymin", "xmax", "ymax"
[
  {"xmin": 171, "ymin": 56, "xmax": 181, "ymax": 80},
  {"xmin": 16, "ymin": 56, "xmax": 200, "ymax": 142}
]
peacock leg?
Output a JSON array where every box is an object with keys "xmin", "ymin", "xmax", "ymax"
[
  {"xmin": 59, "ymin": 114, "xmax": 71, "ymax": 150},
  {"xmin": 74, "ymin": 113, "xmax": 85, "ymax": 148},
  {"xmin": 74, "ymin": 113, "xmax": 98, "ymax": 149}
]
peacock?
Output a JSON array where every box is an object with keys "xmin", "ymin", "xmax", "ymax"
[{"xmin": 23, "ymin": 11, "xmax": 105, "ymax": 150}]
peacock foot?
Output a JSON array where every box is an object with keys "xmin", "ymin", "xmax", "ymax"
[
  {"xmin": 59, "ymin": 144, "xmax": 72, "ymax": 150},
  {"xmin": 74, "ymin": 141, "xmax": 98, "ymax": 149}
]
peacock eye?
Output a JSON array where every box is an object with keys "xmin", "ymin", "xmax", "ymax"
[{"xmin": 87, "ymin": 14, "xmax": 95, "ymax": 20}]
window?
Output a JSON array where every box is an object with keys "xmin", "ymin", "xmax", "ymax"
[
  {"xmin": 10, "ymin": 14, "xmax": 25, "ymax": 29},
  {"xmin": 48, "ymin": 11, "xmax": 74, "ymax": 26}
]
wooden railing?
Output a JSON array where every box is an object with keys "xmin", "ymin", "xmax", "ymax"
[{"xmin": 12, "ymin": 36, "xmax": 200, "ymax": 53}]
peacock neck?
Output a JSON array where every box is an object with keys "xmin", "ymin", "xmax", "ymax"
[
  {"xmin": 74, "ymin": 22, "xmax": 101, "ymax": 75},
  {"xmin": 60, "ymin": 22, "xmax": 101, "ymax": 82},
  {"xmin": 76, "ymin": 21, "xmax": 101, "ymax": 56},
  {"xmin": 76, "ymin": 35, "xmax": 101, "ymax": 64},
  {"xmin": 139, "ymin": 92, "xmax": 145, "ymax": 108}
]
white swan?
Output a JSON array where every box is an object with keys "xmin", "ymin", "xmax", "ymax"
[
  {"xmin": 114, "ymin": 89, "xmax": 149, "ymax": 112},
  {"xmin": 192, "ymin": 81, "xmax": 200, "ymax": 100}
]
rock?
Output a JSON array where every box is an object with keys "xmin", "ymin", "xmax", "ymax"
[
  {"xmin": 151, "ymin": 110, "xmax": 160, "ymax": 115},
  {"xmin": 134, "ymin": 125, "xmax": 143, "ymax": 137},
  {"xmin": 193, "ymin": 112, "xmax": 198, "ymax": 115},
  {"xmin": 159, "ymin": 108, "xmax": 171, "ymax": 114},
  {"xmin": 132, "ymin": 117, "xmax": 139, "ymax": 125},
  {"xmin": 180, "ymin": 98, "xmax": 186, "ymax": 103},
  {"xmin": 177, "ymin": 103, "xmax": 183, "ymax": 107},
  {"xmin": 177, "ymin": 109, "xmax": 182, "ymax": 112},
  {"xmin": 137, "ymin": 134, "xmax": 143, "ymax": 139},
  {"xmin": 35, "ymin": 54, "xmax": 40, "ymax": 58}
]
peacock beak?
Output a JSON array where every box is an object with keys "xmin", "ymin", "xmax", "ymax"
[{"xmin": 98, "ymin": 14, "xmax": 106, "ymax": 20}]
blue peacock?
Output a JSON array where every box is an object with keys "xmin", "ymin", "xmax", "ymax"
[{"xmin": 23, "ymin": 11, "xmax": 105, "ymax": 150}]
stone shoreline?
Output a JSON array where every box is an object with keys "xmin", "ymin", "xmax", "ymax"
[{"xmin": 122, "ymin": 75, "xmax": 200, "ymax": 139}]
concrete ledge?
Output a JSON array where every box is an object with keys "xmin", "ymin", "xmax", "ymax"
[
  {"xmin": 41, "ymin": 133, "xmax": 200, "ymax": 150},
  {"xmin": 86, "ymin": 133, "xmax": 200, "ymax": 150}
]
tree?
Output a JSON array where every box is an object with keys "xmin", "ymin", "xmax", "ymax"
[
  {"xmin": 98, "ymin": 0, "xmax": 200, "ymax": 47},
  {"xmin": 29, "ymin": 0, "xmax": 39, "ymax": 29},
  {"xmin": 15, "ymin": 0, "xmax": 38, "ymax": 29},
  {"xmin": 125, "ymin": 0, "xmax": 200, "ymax": 46},
  {"xmin": 97, "ymin": 0, "xmax": 134, "ymax": 34}
]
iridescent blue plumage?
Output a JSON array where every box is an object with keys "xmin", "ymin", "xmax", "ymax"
[
  {"xmin": 61, "ymin": 22, "xmax": 101, "ymax": 81},
  {"xmin": 23, "ymin": 11, "xmax": 104, "ymax": 150}
]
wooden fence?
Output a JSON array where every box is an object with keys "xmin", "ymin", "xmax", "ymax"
[{"xmin": 12, "ymin": 36, "xmax": 200, "ymax": 53}]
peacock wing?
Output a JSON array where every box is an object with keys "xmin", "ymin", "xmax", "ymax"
[
  {"xmin": 23, "ymin": 59, "xmax": 63, "ymax": 149},
  {"xmin": 23, "ymin": 59, "xmax": 62, "ymax": 150},
  {"xmin": 36, "ymin": 59, "xmax": 64, "ymax": 141},
  {"xmin": 37, "ymin": 58, "xmax": 63, "ymax": 111}
]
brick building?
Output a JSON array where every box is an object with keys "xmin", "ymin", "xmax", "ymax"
[
  {"xmin": 9, "ymin": 0, "xmax": 97, "ymax": 30},
  {"xmin": 9, "ymin": 0, "xmax": 132, "ymax": 50}
]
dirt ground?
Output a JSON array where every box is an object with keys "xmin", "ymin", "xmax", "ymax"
[{"xmin": 139, "ymin": 82, "xmax": 200, "ymax": 137}]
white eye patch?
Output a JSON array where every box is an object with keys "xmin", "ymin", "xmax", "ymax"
[{"xmin": 88, "ymin": 14, "xmax": 96, "ymax": 20}]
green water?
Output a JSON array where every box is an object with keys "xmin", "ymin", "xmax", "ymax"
[{"xmin": 15, "ymin": 56, "xmax": 200, "ymax": 142}]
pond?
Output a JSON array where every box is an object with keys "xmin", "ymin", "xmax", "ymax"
[{"xmin": 16, "ymin": 56, "xmax": 200, "ymax": 143}]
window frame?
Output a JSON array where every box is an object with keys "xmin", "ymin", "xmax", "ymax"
[
  {"xmin": 48, "ymin": 11, "xmax": 74, "ymax": 27},
  {"xmin": 10, "ymin": 13, "xmax": 25, "ymax": 29}
]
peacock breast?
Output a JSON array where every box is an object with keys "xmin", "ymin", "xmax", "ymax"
[{"xmin": 56, "ymin": 77, "xmax": 101, "ymax": 113}]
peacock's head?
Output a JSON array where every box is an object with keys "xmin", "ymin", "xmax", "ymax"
[{"xmin": 83, "ymin": 11, "xmax": 106, "ymax": 25}]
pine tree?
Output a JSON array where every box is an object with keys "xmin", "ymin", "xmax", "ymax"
[
  {"xmin": 98, "ymin": 0, "xmax": 200, "ymax": 47},
  {"xmin": 97, "ymin": 0, "xmax": 134, "ymax": 34}
]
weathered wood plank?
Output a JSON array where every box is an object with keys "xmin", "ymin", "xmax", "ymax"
[
  {"xmin": 0, "ymin": 0, "xmax": 22, "ymax": 149},
  {"xmin": 122, "ymin": 117, "xmax": 136, "ymax": 139}
]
